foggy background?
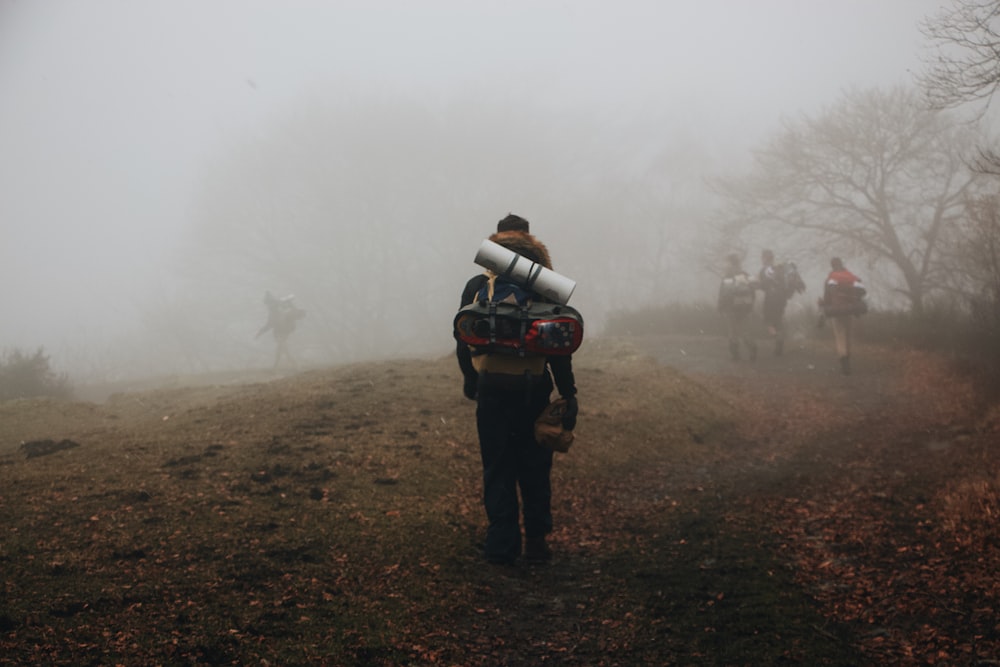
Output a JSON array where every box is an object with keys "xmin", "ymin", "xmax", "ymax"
[{"xmin": 0, "ymin": 0, "xmax": 947, "ymax": 383}]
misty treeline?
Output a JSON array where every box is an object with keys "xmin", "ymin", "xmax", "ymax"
[
  {"xmin": 81, "ymin": 77, "xmax": 999, "ymax": 382},
  {"xmin": 58, "ymin": 0, "xmax": 1000, "ymax": 384},
  {"xmin": 114, "ymin": 96, "xmax": 717, "ymax": 378},
  {"xmin": 711, "ymin": 85, "xmax": 994, "ymax": 318},
  {"xmin": 715, "ymin": 0, "xmax": 1000, "ymax": 332}
]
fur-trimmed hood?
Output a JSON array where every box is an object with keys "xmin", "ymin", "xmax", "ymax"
[{"xmin": 487, "ymin": 230, "xmax": 553, "ymax": 270}]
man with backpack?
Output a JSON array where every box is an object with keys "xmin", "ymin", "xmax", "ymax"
[
  {"xmin": 758, "ymin": 249, "xmax": 806, "ymax": 356},
  {"xmin": 818, "ymin": 257, "xmax": 867, "ymax": 375},
  {"xmin": 256, "ymin": 292, "xmax": 306, "ymax": 370},
  {"xmin": 717, "ymin": 253, "xmax": 758, "ymax": 362},
  {"xmin": 455, "ymin": 214, "xmax": 578, "ymax": 566}
]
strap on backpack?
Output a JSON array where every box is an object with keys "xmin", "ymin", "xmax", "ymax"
[
  {"xmin": 485, "ymin": 272, "xmax": 531, "ymax": 357},
  {"xmin": 486, "ymin": 274, "xmax": 497, "ymax": 345},
  {"xmin": 485, "ymin": 273, "xmax": 496, "ymax": 301}
]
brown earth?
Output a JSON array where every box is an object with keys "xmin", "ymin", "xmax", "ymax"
[{"xmin": 0, "ymin": 333, "xmax": 998, "ymax": 666}]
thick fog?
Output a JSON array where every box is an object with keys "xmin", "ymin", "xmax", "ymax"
[{"xmin": 0, "ymin": 0, "xmax": 947, "ymax": 384}]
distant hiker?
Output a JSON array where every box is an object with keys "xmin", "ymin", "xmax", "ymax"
[
  {"xmin": 818, "ymin": 257, "xmax": 866, "ymax": 375},
  {"xmin": 455, "ymin": 213, "xmax": 578, "ymax": 566},
  {"xmin": 758, "ymin": 249, "xmax": 806, "ymax": 356},
  {"xmin": 717, "ymin": 253, "xmax": 757, "ymax": 362},
  {"xmin": 256, "ymin": 292, "xmax": 306, "ymax": 370}
]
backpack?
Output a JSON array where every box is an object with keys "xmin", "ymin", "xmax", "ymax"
[
  {"xmin": 822, "ymin": 272, "xmax": 867, "ymax": 316},
  {"xmin": 779, "ymin": 261, "xmax": 806, "ymax": 299},
  {"xmin": 720, "ymin": 273, "xmax": 755, "ymax": 313},
  {"xmin": 454, "ymin": 275, "xmax": 584, "ymax": 374}
]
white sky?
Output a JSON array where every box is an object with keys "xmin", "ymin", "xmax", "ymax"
[{"xmin": 0, "ymin": 0, "xmax": 946, "ymax": 360}]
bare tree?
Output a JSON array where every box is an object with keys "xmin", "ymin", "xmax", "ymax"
[
  {"xmin": 918, "ymin": 0, "xmax": 1000, "ymax": 173},
  {"xmin": 918, "ymin": 0, "xmax": 1000, "ymax": 113},
  {"xmin": 920, "ymin": 1, "xmax": 1000, "ymax": 328},
  {"xmin": 939, "ymin": 193, "xmax": 1000, "ymax": 328},
  {"xmin": 713, "ymin": 86, "xmax": 983, "ymax": 315}
]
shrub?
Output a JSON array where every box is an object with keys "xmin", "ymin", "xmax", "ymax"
[
  {"xmin": 0, "ymin": 348, "xmax": 72, "ymax": 401},
  {"xmin": 856, "ymin": 302, "xmax": 998, "ymax": 358}
]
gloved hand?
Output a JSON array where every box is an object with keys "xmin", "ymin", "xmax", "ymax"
[
  {"xmin": 561, "ymin": 396, "xmax": 578, "ymax": 431},
  {"xmin": 463, "ymin": 374, "xmax": 478, "ymax": 401}
]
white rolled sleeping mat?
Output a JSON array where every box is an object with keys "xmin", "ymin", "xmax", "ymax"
[{"xmin": 473, "ymin": 239, "xmax": 577, "ymax": 305}]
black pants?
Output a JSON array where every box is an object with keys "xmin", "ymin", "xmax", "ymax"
[{"xmin": 475, "ymin": 384, "xmax": 553, "ymax": 563}]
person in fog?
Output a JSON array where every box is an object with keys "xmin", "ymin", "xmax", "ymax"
[
  {"xmin": 758, "ymin": 249, "xmax": 788, "ymax": 356},
  {"xmin": 256, "ymin": 292, "xmax": 306, "ymax": 370},
  {"xmin": 717, "ymin": 253, "xmax": 758, "ymax": 362},
  {"xmin": 819, "ymin": 257, "xmax": 866, "ymax": 375},
  {"xmin": 456, "ymin": 213, "xmax": 578, "ymax": 565}
]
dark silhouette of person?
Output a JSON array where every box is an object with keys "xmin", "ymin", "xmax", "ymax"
[
  {"xmin": 717, "ymin": 253, "xmax": 758, "ymax": 362},
  {"xmin": 455, "ymin": 214, "xmax": 578, "ymax": 565},
  {"xmin": 256, "ymin": 292, "xmax": 305, "ymax": 370},
  {"xmin": 758, "ymin": 249, "xmax": 789, "ymax": 356}
]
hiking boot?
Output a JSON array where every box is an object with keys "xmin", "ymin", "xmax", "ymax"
[
  {"xmin": 485, "ymin": 555, "xmax": 516, "ymax": 566},
  {"xmin": 480, "ymin": 541, "xmax": 518, "ymax": 566},
  {"xmin": 524, "ymin": 537, "xmax": 552, "ymax": 564}
]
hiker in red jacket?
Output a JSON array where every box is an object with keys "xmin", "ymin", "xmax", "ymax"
[{"xmin": 819, "ymin": 257, "xmax": 867, "ymax": 375}]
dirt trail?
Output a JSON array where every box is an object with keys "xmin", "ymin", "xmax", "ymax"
[
  {"xmin": 1, "ymin": 333, "xmax": 996, "ymax": 666},
  {"xmin": 430, "ymin": 331, "xmax": 989, "ymax": 666},
  {"xmin": 611, "ymin": 333, "xmax": 998, "ymax": 666}
]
